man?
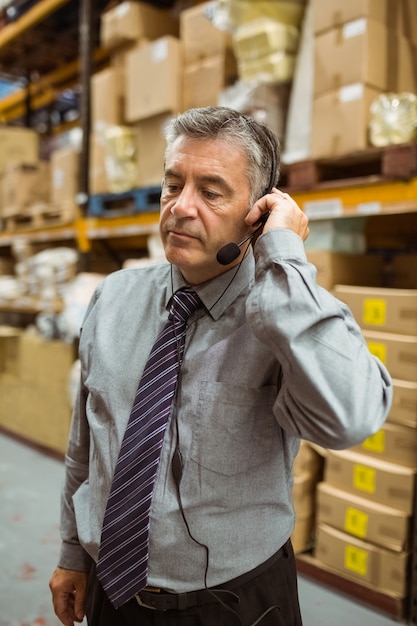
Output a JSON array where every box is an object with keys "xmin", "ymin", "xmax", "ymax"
[{"xmin": 50, "ymin": 106, "xmax": 392, "ymax": 626}]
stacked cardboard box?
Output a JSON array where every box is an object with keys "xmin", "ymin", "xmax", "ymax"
[
  {"xmin": 85, "ymin": 0, "xmax": 306, "ymax": 195},
  {"xmin": 313, "ymin": 284, "xmax": 417, "ymax": 600},
  {"xmin": 0, "ymin": 328, "xmax": 76, "ymax": 454},
  {"xmin": 0, "ymin": 127, "xmax": 43, "ymax": 223},
  {"xmin": 0, "ymin": 123, "xmax": 81, "ymax": 226},
  {"xmin": 310, "ymin": 0, "xmax": 417, "ymax": 157},
  {"xmin": 89, "ymin": 0, "xmax": 180, "ymax": 193},
  {"xmin": 315, "ymin": 450, "xmax": 413, "ymax": 598},
  {"xmin": 1, "ymin": 162, "xmax": 50, "ymax": 219},
  {"xmin": 305, "ymin": 249, "xmax": 384, "ymax": 291},
  {"xmin": 50, "ymin": 146, "xmax": 81, "ymax": 211},
  {"xmin": 291, "ymin": 440, "xmax": 323, "ymax": 553},
  {"xmin": 180, "ymin": 2, "xmax": 237, "ymax": 111}
]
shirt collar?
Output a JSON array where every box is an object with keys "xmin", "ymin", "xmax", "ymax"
[{"xmin": 168, "ymin": 251, "xmax": 255, "ymax": 321}]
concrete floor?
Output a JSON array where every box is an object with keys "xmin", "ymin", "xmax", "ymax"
[{"xmin": 0, "ymin": 432, "xmax": 404, "ymax": 626}]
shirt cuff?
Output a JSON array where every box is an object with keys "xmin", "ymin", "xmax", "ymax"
[{"xmin": 58, "ymin": 541, "xmax": 93, "ymax": 572}]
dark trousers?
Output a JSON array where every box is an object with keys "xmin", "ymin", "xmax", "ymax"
[{"xmin": 85, "ymin": 540, "xmax": 303, "ymax": 626}]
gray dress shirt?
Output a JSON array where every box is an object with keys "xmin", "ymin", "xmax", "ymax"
[{"xmin": 58, "ymin": 229, "xmax": 392, "ymax": 592}]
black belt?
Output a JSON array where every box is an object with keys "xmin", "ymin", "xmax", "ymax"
[
  {"xmin": 136, "ymin": 587, "xmax": 239, "ymax": 611},
  {"xmin": 134, "ymin": 540, "xmax": 288, "ymax": 612}
]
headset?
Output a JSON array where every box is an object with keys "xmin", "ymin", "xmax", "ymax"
[{"xmin": 216, "ymin": 126, "xmax": 279, "ymax": 266}]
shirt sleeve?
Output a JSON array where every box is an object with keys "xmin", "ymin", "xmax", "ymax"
[
  {"xmin": 58, "ymin": 378, "xmax": 92, "ymax": 571},
  {"xmin": 57, "ymin": 287, "xmax": 102, "ymax": 571},
  {"xmin": 247, "ymin": 228, "xmax": 393, "ymax": 450}
]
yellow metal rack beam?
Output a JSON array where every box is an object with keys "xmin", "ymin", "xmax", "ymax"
[
  {"xmin": 0, "ymin": 48, "xmax": 109, "ymax": 122},
  {"xmin": 291, "ymin": 177, "xmax": 417, "ymax": 220},
  {"xmin": 0, "ymin": 0, "xmax": 70, "ymax": 47},
  {"xmin": 0, "ymin": 178, "xmax": 416, "ymax": 250}
]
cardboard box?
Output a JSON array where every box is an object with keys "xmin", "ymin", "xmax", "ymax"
[
  {"xmin": 0, "ymin": 326, "xmax": 22, "ymax": 377},
  {"xmin": 101, "ymin": 0, "xmax": 178, "ymax": 49},
  {"xmin": 363, "ymin": 329, "xmax": 417, "ymax": 383},
  {"xmin": 182, "ymin": 53, "xmax": 237, "ymax": 111},
  {"xmin": 291, "ymin": 443, "xmax": 320, "ymax": 555},
  {"xmin": 352, "ymin": 421, "xmax": 417, "ymax": 468},
  {"xmin": 19, "ymin": 332, "xmax": 76, "ymax": 386},
  {"xmin": 0, "ymin": 333, "xmax": 75, "ymax": 454},
  {"xmin": 89, "ymin": 133, "xmax": 109, "ymax": 195},
  {"xmin": 135, "ymin": 113, "xmax": 172, "ymax": 188},
  {"xmin": 0, "ymin": 373, "xmax": 25, "ymax": 433},
  {"xmin": 0, "ymin": 374, "xmax": 72, "ymax": 454},
  {"xmin": 293, "ymin": 440, "xmax": 323, "ymax": 478},
  {"xmin": 306, "ymin": 250, "xmax": 383, "ymax": 290},
  {"xmin": 389, "ymin": 255, "xmax": 417, "ymax": 289},
  {"xmin": 313, "ymin": 0, "xmax": 386, "ymax": 34},
  {"xmin": 14, "ymin": 381, "xmax": 72, "ymax": 454},
  {"xmin": 314, "ymin": 20, "xmax": 416, "ymax": 96},
  {"xmin": 50, "ymin": 146, "xmax": 79, "ymax": 209},
  {"xmin": 388, "ymin": 378, "xmax": 417, "ymax": 428},
  {"xmin": 324, "ymin": 449, "xmax": 416, "ymax": 514},
  {"xmin": 314, "ymin": 523, "xmax": 409, "ymax": 597},
  {"xmin": 311, "ymin": 84, "xmax": 381, "ymax": 158},
  {"xmin": 180, "ymin": 1, "xmax": 233, "ymax": 65},
  {"xmin": 91, "ymin": 67, "xmax": 125, "ymax": 130},
  {"xmin": 125, "ymin": 36, "xmax": 183, "ymax": 122},
  {"xmin": 316, "ymin": 482, "xmax": 410, "ymax": 551},
  {"xmin": 333, "ymin": 285, "xmax": 417, "ymax": 335},
  {"xmin": 0, "ymin": 162, "xmax": 49, "ymax": 214},
  {"xmin": 292, "ymin": 516, "xmax": 314, "ymax": 554},
  {"xmin": 312, "ymin": 0, "xmax": 417, "ymax": 44},
  {"xmin": 0, "ymin": 127, "xmax": 39, "ymax": 170},
  {"xmin": 292, "ymin": 471, "xmax": 318, "ymax": 520}
]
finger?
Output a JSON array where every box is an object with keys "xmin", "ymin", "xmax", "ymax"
[
  {"xmin": 74, "ymin": 588, "xmax": 86, "ymax": 622},
  {"xmin": 53, "ymin": 594, "xmax": 76, "ymax": 626}
]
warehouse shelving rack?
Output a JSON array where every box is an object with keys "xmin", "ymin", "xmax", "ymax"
[
  {"xmin": 0, "ymin": 1, "xmax": 416, "ymax": 622},
  {"xmin": 1, "ymin": 174, "xmax": 416, "ymax": 250}
]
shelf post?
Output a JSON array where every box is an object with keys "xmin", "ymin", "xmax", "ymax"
[{"xmin": 77, "ymin": 0, "xmax": 95, "ymax": 216}]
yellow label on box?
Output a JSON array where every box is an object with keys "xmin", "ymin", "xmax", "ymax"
[
  {"xmin": 345, "ymin": 545, "xmax": 368, "ymax": 576},
  {"xmin": 363, "ymin": 298, "xmax": 386, "ymax": 326},
  {"xmin": 362, "ymin": 429, "xmax": 385, "ymax": 453},
  {"xmin": 367, "ymin": 342, "xmax": 387, "ymax": 363},
  {"xmin": 345, "ymin": 507, "xmax": 368, "ymax": 538},
  {"xmin": 353, "ymin": 464, "xmax": 376, "ymax": 493}
]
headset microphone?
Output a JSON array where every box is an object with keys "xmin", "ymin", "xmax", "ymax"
[
  {"xmin": 216, "ymin": 212, "xmax": 270, "ymax": 266},
  {"xmin": 216, "ymin": 121, "xmax": 279, "ymax": 266}
]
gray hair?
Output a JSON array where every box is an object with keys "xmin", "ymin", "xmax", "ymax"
[{"xmin": 164, "ymin": 106, "xmax": 280, "ymax": 206}]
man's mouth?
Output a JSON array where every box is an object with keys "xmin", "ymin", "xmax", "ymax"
[{"xmin": 169, "ymin": 229, "xmax": 198, "ymax": 241}]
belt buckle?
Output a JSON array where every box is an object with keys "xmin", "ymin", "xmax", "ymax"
[{"xmin": 135, "ymin": 587, "xmax": 162, "ymax": 611}]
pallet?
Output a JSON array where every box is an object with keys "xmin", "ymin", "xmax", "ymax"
[
  {"xmin": 282, "ymin": 143, "xmax": 417, "ymax": 191},
  {"xmin": 88, "ymin": 186, "xmax": 162, "ymax": 218},
  {"xmin": 296, "ymin": 552, "xmax": 407, "ymax": 622},
  {"xmin": 1, "ymin": 202, "xmax": 76, "ymax": 233}
]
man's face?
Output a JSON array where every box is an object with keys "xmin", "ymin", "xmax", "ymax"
[{"xmin": 160, "ymin": 136, "xmax": 253, "ymax": 285}]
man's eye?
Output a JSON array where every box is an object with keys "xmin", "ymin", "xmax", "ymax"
[
  {"xmin": 165, "ymin": 184, "xmax": 180, "ymax": 194},
  {"xmin": 203, "ymin": 190, "xmax": 220, "ymax": 201}
]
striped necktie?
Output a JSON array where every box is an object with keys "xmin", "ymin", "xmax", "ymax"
[{"xmin": 96, "ymin": 289, "xmax": 201, "ymax": 608}]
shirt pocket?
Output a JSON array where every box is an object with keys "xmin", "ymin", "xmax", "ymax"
[{"xmin": 190, "ymin": 381, "xmax": 279, "ymax": 476}]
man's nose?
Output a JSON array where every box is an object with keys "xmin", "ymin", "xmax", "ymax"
[{"xmin": 170, "ymin": 186, "xmax": 198, "ymax": 218}]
